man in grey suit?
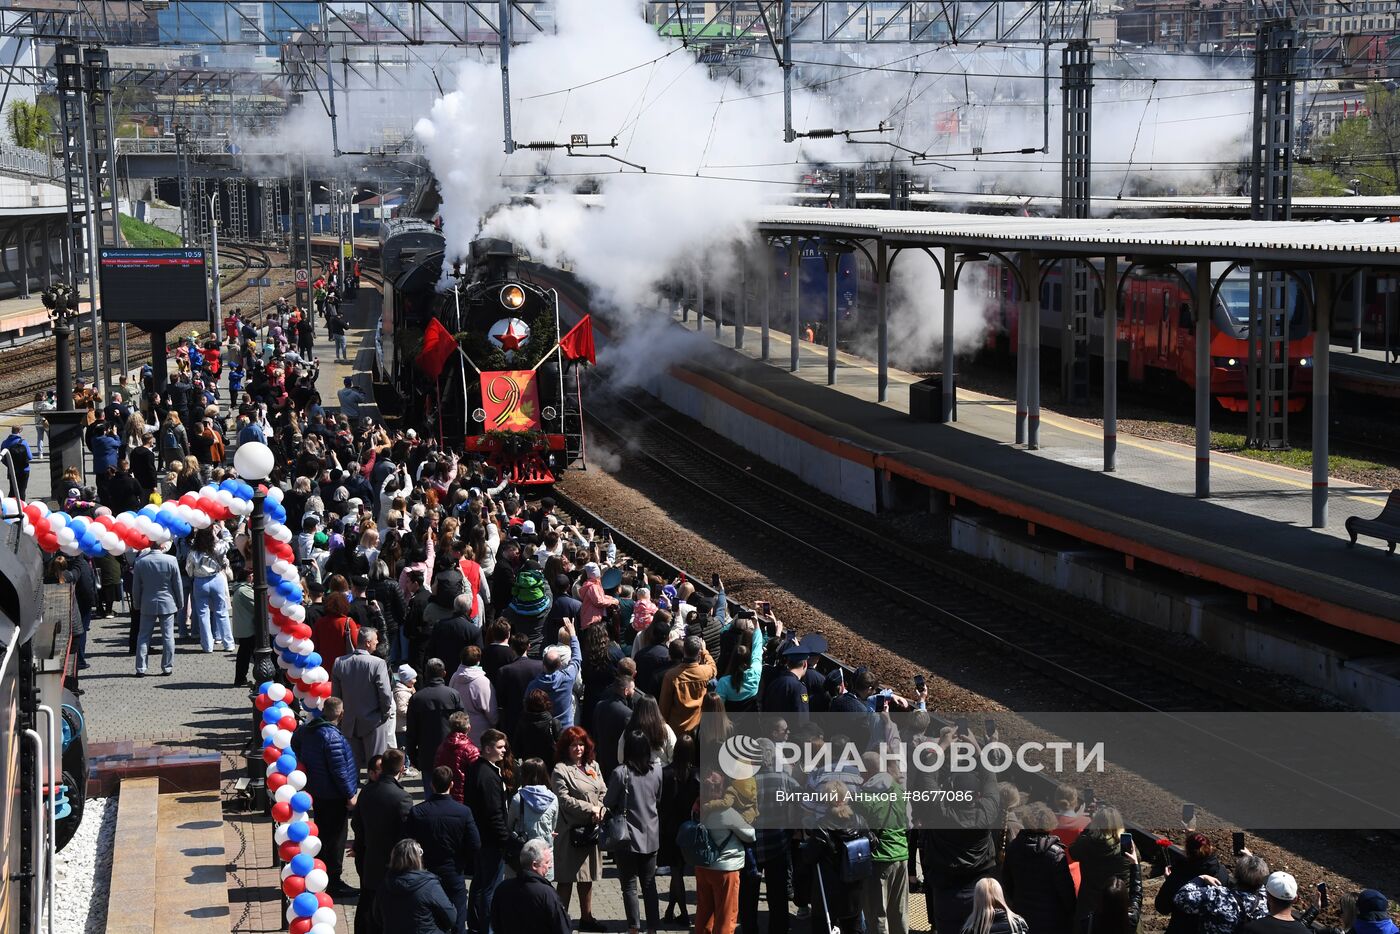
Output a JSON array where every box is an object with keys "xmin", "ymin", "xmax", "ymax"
[
  {"xmin": 132, "ymin": 542, "xmax": 185, "ymax": 676},
  {"xmin": 332, "ymin": 627, "xmax": 395, "ymax": 770}
]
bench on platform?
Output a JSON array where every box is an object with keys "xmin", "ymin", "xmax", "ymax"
[{"xmin": 1346, "ymin": 489, "xmax": 1400, "ymax": 553}]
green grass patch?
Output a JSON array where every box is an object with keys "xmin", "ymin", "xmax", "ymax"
[
  {"xmin": 1211, "ymin": 429, "xmax": 1387, "ymax": 476},
  {"xmin": 118, "ymin": 213, "xmax": 183, "ymax": 248}
]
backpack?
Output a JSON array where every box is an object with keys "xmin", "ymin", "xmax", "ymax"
[
  {"xmin": 163, "ymin": 427, "xmax": 180, "ymax": 452},
  {"xmin": 676, "ymin": 818, "xmax": 732, "ymax": 867},
  {"xmin": 837, "ymin": 832, "xmax": 874, "ymax": 882}
]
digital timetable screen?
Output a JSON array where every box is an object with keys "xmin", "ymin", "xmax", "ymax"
[{"xmin": 98, "ymin": 247, "xmax": 209, "ymax": 324}]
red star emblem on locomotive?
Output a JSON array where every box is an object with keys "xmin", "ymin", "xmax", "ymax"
[{"xmin": 493, "ymin": 318, "xmax": 529, "ymax": 352}]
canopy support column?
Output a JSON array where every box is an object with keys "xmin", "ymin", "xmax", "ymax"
[
  {"xmin": 1313, "ymin": 272, "xmax": 1333, "ymax": 529},
  {"xmin": 826, "ymin": 251, "xmax": 838, "ymax": 385},
  {"xmin": 1195, "ymin": 260, "xmax": 1212, "ymax": 498},
  {"xmin": 790, "ymin": 240, "xmax": 800, "ymax": 372},
  {"xmin": 941, "ymin": 246, "xmax": 956, "ymax": 423},
  {"xmin": 877, "ymin": 240, "xmax": 889, "ymax": 402},
  {"xmin": 1103, "ymin": 255, "xmax": 1118, "ymax": 471}
]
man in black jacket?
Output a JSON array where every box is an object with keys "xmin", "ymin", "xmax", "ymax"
[
  {"xmin": 404, "ymin": 659, "xmax": 463, "ymax": 782},
  {"xmin": 591, "ymin": 671, "xmax": 636, "ymax": 777},
  {"xmin": 425, "ymin": 594, "xmax": 481, "ymax": 671},
  {"xmin": 491, "ymin": 839, "xmax": 571, "ymax": 934},
  {"xmin": 129, "ymin": 433, "xmax": 159, "ymax": 495},
  {"xmin": 492, "ymin": 633, "xmax": 543, "ymax": 738},
  {"xmin": 352, "ymin": 748, "xmax": 412, "ymax": 934},
  {"xmin": 407, "ymin": 766, "xmax": 481, "ymax": 934},
  {"xmin": 467, "ymin": 732, "xmax": 510, "ymax": 934}
]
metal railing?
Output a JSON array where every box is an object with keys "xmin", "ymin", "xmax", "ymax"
[{"xmin": 0, "ymin": 142, "xmax": 57, "ymax": 180}]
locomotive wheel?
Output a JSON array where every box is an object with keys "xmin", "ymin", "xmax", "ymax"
[{"xmin": 54, "ymin": 768, "xmax": 85, "ymax": 852}]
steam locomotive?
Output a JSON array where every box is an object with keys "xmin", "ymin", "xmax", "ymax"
[{"xmin": 379, "ymin": 221, "xmax": 580, "ymax": 485}]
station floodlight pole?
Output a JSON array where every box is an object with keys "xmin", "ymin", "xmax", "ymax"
[
  {"xmin": 782, "ymin": 0, "xmax": 795, "ymax": 143},
  {"xmin": 209, "ymin": 191, "xmax": 221, "ymax": 336},
  {"xmin": 233, "ymin": 442, "xmax": 278, "ymax": 755}
]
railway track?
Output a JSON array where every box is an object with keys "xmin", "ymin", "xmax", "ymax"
[
  {"xmin": 583, "ymin": 389, "xmax": 1306, "ymax": 717},
  {"xmin": 0, "ymin": 243, "xmax": 292, "ymax": 410}
]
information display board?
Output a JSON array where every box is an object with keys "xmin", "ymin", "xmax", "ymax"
[{"xmin": 97, "ymin": 248, "xmax": 208, "ymax": 324}]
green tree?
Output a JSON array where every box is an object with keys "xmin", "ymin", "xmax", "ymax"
[
  {"xmin": 1314, "ymin": 112, "xmax": 1398, "ymax": 194},
  {"xmin": 5, "ymin": 99, "xmax": 51, "ymax": 150}
]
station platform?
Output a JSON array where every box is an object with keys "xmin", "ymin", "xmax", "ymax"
[
  {"xmin": 658, "ymin": 312, "xmax": 1400, "ymax": 642},
  {"xmin": 1331, "ymin": 343, "xmax": 1400, "ymax": 395}
]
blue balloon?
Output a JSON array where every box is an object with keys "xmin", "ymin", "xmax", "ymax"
[
  {"xmin": 259, "ymin": 681, "xmax": 275, "ymax": 695},
  {"xmin": 289, "ymin": 853, "xmax": 314, "ymax": 876},
  {"xmin": 285, "ymin": 588, "xmax": 303, "ymax": 605},
  {"xmin": 290, "ymin": 791, "xmax": 312, "ymax": 813},
  {"xmin": 291, "ymin": 653, "xmax": 309, "ymax": 668},
  {"xmin": 266, "ymin": 502, "xmax": 287, "ymax": 524},
  {"xmin": 137, "ymin": 505, "xmax": 158, "ymax": 519},
  {"xmin": 263, "ymin": 736, "xmax": 276, "ymax": 748},
  {"xmin": 262, "ymin": 707, "xmax": 282, "ymax": 725},
  {"xmin": 287, "ymin": 821, "xmax": 310, "ymax": 843},
  {"xmin": 69, "ymin": 517, "xmax": 88, "ymax": 535},
  {"xmin": 276, "ymin": 753, "xmax": 297, "ymax": 775},
  {"xmin": 220, "ymin": 479, "xmax": 238, "ymax": 493},
  {"xmin": 292, "ymin": 892, "xmax": 319, "ymax": 917},
  {"xmin": 304, "ymin": 652, "xmax": 322, "ymax": 670}
]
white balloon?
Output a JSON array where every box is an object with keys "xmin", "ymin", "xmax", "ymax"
[
  {"xmin": 273, "ymin": 729, "xmax": 293, "ymax": 750},
  {"xmin": 266, "ymin": 485, "xmax": 285, "ymax": 503},
  {"xmin": 275, "ymin": 632, "xmax": 293, "ymax": 649},
  {"xmin": 287, "ymin": 666, "xmax": 305, "ymax": 681},
  {"xmin": 217, "ymin": 489, "xmax": 236, "ymax": 508},
  {"xmin": 272, "ymin": 559, "xmax": 293, "ymax": 577},
  {"xmin": 284, "ymin": 604, "xmax": 306, "ymax": 623},
  {"xmin": 107, "ymin": 539, "xmax": 126, "ymax": 556},
  {"xmin": 300, "ymin": 836, "xmax": 322, "ymax": 857},
  {"xmin": 274, "ymin": 823, "xmax": 291, "ymax": 844},
  {"xmin": 269, "ymin": 592, "xmax": 286, "ymax": 609},
  {"xmin": 312, "ymin": 907, "xmax": 337, "ymax": 926},
  {"xmin": 266, "ymin": 763, "xmax": 281, "ymax": 779},
  {"xmin": 95, "ymin": 505, "xmax": 113, "ymax": 517},
  {"xmin": 59, "ymin": 540, "xmax": 81, "ymax": 555},
  {"xmin": 274, "ymin": 784, "xmax": 296, "ymax": 803},
  {"xmin": 285, "ymin": 904, "xmax": 299, "ymax": 924},
  {"xmin": 267, "ymin": 683, "xmax": 288, "ymax": 702},
  {"xmin": 56, "ymin": 527, "xmax": 76, "ymax": 544},
  {"xmin": 261, "ymin": 724, "xmax": 279, "ymax": 740},
  {"xmin": 288, "ymin": 770, "xmax": 307, "ymax": 791},
  {"xmin": 280, "ymin": 864, "xmax": 296, "ymax": 882},
  {"xmin": 47, "ymin": 513, "xmax": 67, "ymax": 529},
  {"xmin": 292, "ymin": 638, "xmax": 314, "ymax": 656},
  {"xmin": 304, "ymin": 868, "xmax": 329, "ymax": 893},
  {"xmin": 310, "ymin": 923, "xmax": 336, "ymax": 934}
]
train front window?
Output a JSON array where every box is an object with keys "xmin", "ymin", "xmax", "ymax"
[{"xmin": 1215, "ymin": 277, "xmax": 1305, "ymax": 339}]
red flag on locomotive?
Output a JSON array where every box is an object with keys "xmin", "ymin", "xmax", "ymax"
[
  {"xmin": 560, "ymin": 314, "xmax": 597, "ymax": 365},
  {"xmin": 480, "ymin": 370, "xmax": 541, "ymax": 431},
  {"xmin": 416, "ymin": 318, "xmax": 458, "ymax": 380}
]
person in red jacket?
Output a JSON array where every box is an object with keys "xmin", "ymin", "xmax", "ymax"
[
  {"xmin": 313, "ymin": 591, "xmax": 360, "ymax": 671},
  {"xmin": 435, "ymin": 710, "xmax": 481, "ymax": 803}
]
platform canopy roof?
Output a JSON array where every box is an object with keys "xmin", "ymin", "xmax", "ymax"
[{"xmin": 756, "ymin": 207, "xmax": 1400, "ymax": 267}]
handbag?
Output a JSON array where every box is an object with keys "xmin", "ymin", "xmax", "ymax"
[
  {"xmin": 601, "ymin": 771, "xmax": 631, "ymax": 851},
  {"xmin": 569, "ymin": 822, "xmax": 601, "ymax": 848}
]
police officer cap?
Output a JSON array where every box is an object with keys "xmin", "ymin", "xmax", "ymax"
[
  {"xmin": 779, "ymin": 639, "xmax": 811, "ymax": 658},
  {"xmin": 800, "ymin": 633, "xmax": 829, "ymax": 657}
]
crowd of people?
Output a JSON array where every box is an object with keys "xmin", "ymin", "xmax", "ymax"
[{"xmin": 25, "ymin": 263, "xmax": 1399, "ymax": 934}]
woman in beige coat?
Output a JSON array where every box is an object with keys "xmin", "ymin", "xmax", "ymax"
[{"xmin": 551, "ymin": 725, "xmax": 607, "ymax": 932}]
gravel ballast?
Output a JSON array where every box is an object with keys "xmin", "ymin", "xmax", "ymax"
[{"xmin": 46, "ymin": 795, "xmax": 116, "ymax": 934}]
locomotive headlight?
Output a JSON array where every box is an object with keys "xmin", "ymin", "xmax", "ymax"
[
  {"xmin": 500, "ymin": 284, "xmax": 526, "ymax": 310},
  {"xmin": 1300, "ymin": 357, "xmax": 1311, "ymax": 367},
  {"xmin": 1227, "ymin": 358, "xmax": 1238, "ymax": 367}
]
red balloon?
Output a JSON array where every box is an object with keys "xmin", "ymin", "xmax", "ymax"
[
  {"xmin": 290, "ymin": 623, "xmax": 312, "ymax": 641},
  {"xmin": 290, "ymin": 919, "xmax": 313, "ymax": 934},
  {"xmin": 37, "ymin": 533, "xmax": 57, "ymax": 552},
  {"xmin": 271, "ymin": 801, "xmax": 293, "ymax": 823},
  {"xmin": 267, "ymin": 772, "xmax": 288, "ymax": 791},
  {"xmin": 277, "ymin": 715, "xmax": 296, "ymax": 732},
  {"xmin": 279, "ymin": 841, "xmax": 303, "ymax": 863},
  {"xmin": 22, "ymin": 503, "xmax": 40, "ymax": 519},
  {"xmin": 307, "ymin": 827, "xmax": 321, "ymax": 844},
  {"xmin": 315, "ymin": 892, "xmax": 334, "ymax": 909},
  {"xmin": 255, "ymin": 694, "xmax": 275, "ymax": 711},
  {"xmin": 313, "ymin": 682, "xmax": 333, "ymax": 699},
  {"xmin": 262, "ymin": 746, "xmax": 281, "ymax": 765}
]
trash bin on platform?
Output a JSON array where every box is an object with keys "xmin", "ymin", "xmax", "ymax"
[{"xmin": 909, "ymin": 373, "xmax": 955, "ymax": 423}]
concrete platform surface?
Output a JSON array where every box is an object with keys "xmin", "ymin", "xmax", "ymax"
[{"xmin": 667, "ymin": 311, "xmax": 1400, "ymax": 640}]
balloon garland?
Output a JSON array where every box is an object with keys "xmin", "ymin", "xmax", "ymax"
[{"xmin": 3, "ymin": 481, "xmax": 341, "ymax": 934}]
